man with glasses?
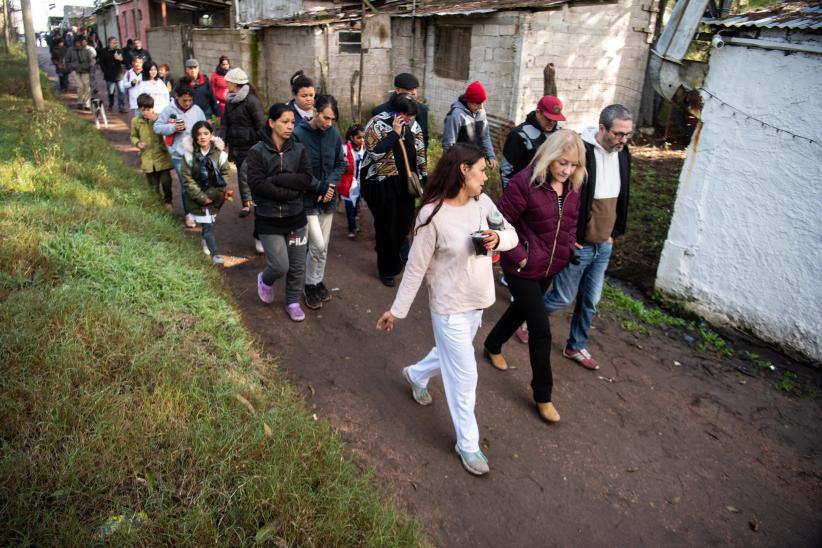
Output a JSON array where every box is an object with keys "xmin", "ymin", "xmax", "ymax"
[{"xmin": 543, "ymin": 104, "xmax": 633, "ymax": 371}]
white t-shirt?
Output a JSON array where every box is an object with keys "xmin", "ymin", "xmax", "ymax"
[{"xmin": 137, "ymin": 79, "xmax": 170, "ymax": 113}]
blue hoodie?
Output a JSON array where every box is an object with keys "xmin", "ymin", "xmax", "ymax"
[{"xmin": 292, "ymin": 122, "xmax": 348, "ymax": 214}]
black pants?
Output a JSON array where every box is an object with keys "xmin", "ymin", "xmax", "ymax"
[
  {"xmin": 146, "ymin": 169, "xmax": 173, "ymax": 204},
  {"xmin": 484, "ymin": 273, "xmax": 554, "ymax": 403},
  {"xmin": 362, "ymin": 176, "xmax": 415, "ymax": 278}
]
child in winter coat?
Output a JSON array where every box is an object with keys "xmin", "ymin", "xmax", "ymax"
[
  {"xmin": 338, "ymin": 124, "xmax": 366, "ymax": 239},
  {"xmin": 130, "ymin": 93, "xmax": 174, "ymax": 209},
  {"xmin": 182, "ymin": 121, "xmax": 231, "ymax": 265}
]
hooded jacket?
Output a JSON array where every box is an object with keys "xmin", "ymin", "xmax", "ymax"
[
  {"xmin": 498, "ymin": 164, "xmax": 581, "ymax": 280},
  {"xmin": 153, "ymin": 99, "xmax": 207, "ymax": 160},
  {"xmin": 190, "ymin": 73, "xmax": 219, "ymax": 119},
  {"xmin": 130, "ymin": 113, "xmax": 174, "ymax": 173},
  {"xmin": 182, "ymin": 136, "xmax": 230, "ymax": 216},
  {"xmin": 222, "ymin": 86, "xmax": 266, "ymax": 163},
  {"xmin": 441, "ymin": 97, "xmax": 495, "ymax": 161},
  {"xmin": 500, "ymin": 111, "xmax": 558, "ymax": 187},
  {"xmin": 292, "ymin": 122, "xmax": 348, "ymax": 214},
  {"xmin": 578, "ymin": 127, "xmax": 631, "ymax": 243},
  {"xmin": 245, "ymin": 128, "xmax": 316, "ymax": 221}
]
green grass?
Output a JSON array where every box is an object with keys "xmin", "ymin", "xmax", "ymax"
[
  {"xmin": 0, "ymin": 50, "xmax": 423, "ymax": 546},
  {"xmin": 425, "ymin": 136, "xmax": 502, "ymax": 199}
]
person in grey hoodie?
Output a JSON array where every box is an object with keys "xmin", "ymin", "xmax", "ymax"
[
  {"xmin": 292, "ymin": 95, "xmax": 347, "ymax": 311},
  {"xmin": 441, "ymin": 81, "xmax": 496, "ymax": 170},
  {"xmin": 154, "ymin": 77, "xmax": 207, "ymax": 228}
]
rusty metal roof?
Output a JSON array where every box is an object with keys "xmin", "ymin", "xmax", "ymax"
[
  {"xmin": 248, "ymin": 0, "xmax": 576, "ymax": 28},
  {"xmin": 704, "ymin": 1, "xmax": 822, "ymax": 31}
]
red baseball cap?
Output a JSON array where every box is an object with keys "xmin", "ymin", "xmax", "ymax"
[{"xmin": 537, "ymin": 96, "xmax": 566, "ymax": 122}]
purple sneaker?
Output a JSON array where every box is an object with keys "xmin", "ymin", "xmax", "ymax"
[
  {"xmin": 286, "ymin": 302, "xmax": 305, "ymax": 322},
  {"xmin": 257, "ymin": 273, "xmax": 274, "ymax": 304}
]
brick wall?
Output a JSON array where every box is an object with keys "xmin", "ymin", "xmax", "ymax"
[
  {"xmin": 517, "ymin": 0, "xmax": 653, "ymax": 130},
  {"xmin": 145, "ymin": 26, "xmax": 185, "ymax": 79}
]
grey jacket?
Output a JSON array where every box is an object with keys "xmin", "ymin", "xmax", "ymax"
[
  {"xmin": 65, "ymin": 45, "xmax": 94, "ymax": 74},
  {"xmin": 441, "ymin": 97, "xmax": 495, "ymax": 160}
]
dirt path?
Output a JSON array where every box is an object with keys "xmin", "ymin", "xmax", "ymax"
[{"xmin": 40, "ymin": 50, "xmax": 822, "ymax": 546}]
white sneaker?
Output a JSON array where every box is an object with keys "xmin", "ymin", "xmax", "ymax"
[
  {"xmin": 254, "ymin": 238, "xmax": 264, "ymax": 254},
  {"xmin": 201, "ymin": 239, "xmax": 211, "ymax": 256},
  {"xmin": 212, "ymin": 255, "xmax": 225, "ymax": 265},
  {"xmin": 185, "ymin": 214, "xmax": 196, "ymax": 228}
]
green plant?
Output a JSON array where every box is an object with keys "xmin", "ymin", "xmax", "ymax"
[
  {"xmin": 697, "ymin": 325, "xmax": 734, "ymax": 358},
  {"xmin": 744, "ymin": 351, "xmax": 776, "ymax": 371},
  {"xmin": 601, "ymin": 283, "xmax": 686, "ymax": 329},
  {"xmin": 774, "ymin": 371, "xmax": 800, "ymax": 394}
]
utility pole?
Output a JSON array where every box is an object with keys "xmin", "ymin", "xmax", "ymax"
[{"xmin": 21, "ymin": 0, "xmax": 44, "ymax": 111}]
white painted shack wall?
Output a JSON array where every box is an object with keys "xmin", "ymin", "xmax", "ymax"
[
  {"xmin": 655, "ymin": 39, "xmax": 822, "ymax": 363},
  {"xmin": 518, "ymin": 0, "xmax": 651, "ymax": 130}
]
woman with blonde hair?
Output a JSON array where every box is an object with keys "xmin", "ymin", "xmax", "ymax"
[{"xmin": 483, "ymin": 129, "xmax": 586, "ymax": 424}]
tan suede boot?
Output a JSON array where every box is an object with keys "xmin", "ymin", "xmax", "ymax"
[
  {"xmin": 484, "ymin": 348, "xmax": 508, "ymax": 371},
  {"xmin": 537, "ymin": 402, "xmax": 560, "ymax": 423}
]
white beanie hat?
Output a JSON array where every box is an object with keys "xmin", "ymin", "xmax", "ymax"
[{"xmin": 225, "ymin": 67, "xmax": 249, "ymax": 85}]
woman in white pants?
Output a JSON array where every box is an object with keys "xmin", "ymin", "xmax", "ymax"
[{"xmin": 376, "ymin": 143, "xmax": 518, "ymax": 476}]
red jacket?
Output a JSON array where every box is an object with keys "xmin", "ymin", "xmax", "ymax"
[
  {"xmin": 337, "ymin": 142, "xmax": 357, "ymax": 197},
  {"xmin": 210, "ymin": 70, "xmax": 228, "ymax": 116},
  {"xmin": 498, "ymin": 164, "xmax": 581, "ymax": 280}
]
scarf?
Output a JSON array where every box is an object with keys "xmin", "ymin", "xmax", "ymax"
[
  {"xmin": 216, "ymin": 65, "xmax": 228, "ymax": 76},
  {"xmin": 196, "ymin": 146, "xmax": 227, "ymax": 190},
  {"xmin": 226, "ymin": 84, "xmax": 249, "ymax": 104}
]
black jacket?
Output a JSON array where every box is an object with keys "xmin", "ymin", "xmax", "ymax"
[
  {"xmin": 500, "ymin": 111, "xmax": 557, "ymax": 187},
  {"xmin": 98, "ymin": 47, "xmax": 125, "ymax": 81},
  {"xmin": 372, "ymin": 97, "xmax": 429, "ymax": 150},
  {"xmin": 577, "ymin": 141, "xmax": 631, "ymax": 243},
  {"xmin": 222, "ymin": 91, "xmax": 266, "ymax": 163},
  {"xmin": 191, "ymin": 74, "xmax": 219, "ymax": 119},
  {"xmin": 246, "ymin": 129, "xmax": 316, "ymax": 220}
]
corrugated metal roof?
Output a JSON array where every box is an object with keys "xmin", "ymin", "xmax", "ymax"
[
  {"xmin": 704, "ymin": 1, "xmax": 822, "ymax": 31},
  {"xmin": 248, "ymin": 0, "xmax": 574, "ymax": 28}
]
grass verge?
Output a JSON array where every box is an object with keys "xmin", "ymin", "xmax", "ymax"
[{"xmin": 0, "ymin": 49, "xmax": 423, "ymax": 545}]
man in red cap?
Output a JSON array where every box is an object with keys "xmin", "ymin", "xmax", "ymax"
[
  {"xmin": 441, "ymin": 81, "xmax": 497, "ymax": 169},
  {"xmin": 500, "ymin": 95, "xmax": 566, "ymax": 188}
]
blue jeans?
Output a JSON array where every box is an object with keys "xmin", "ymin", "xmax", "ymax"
[
  {"xmin": 106, "ymin": 79, "xmax": 125, "ymax": 108},
  {"xmin": 543, "ymin": 241, "xmax": 612, "ymax": 351},
  {"xmin": 343, "ymin": 198, "xmax": 358, "ymax": 233},
  {"xmin": 171, "ymin": 157, "xmax": 190, "ymax": 214}
]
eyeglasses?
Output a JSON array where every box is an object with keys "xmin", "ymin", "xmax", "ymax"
[{"xmin": 608, "ymin": 129, "xmax": 633, "ymax": 140}]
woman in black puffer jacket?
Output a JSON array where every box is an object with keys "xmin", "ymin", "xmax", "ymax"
[
  {"xmin": 222, "ymin": 67, "xmax": 266, "ymax": 216},
  {"xmin": 245, "ymin": 103, "xmax": 317, "ymax": 322}
]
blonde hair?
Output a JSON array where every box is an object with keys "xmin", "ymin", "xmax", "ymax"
[{"xmin": 529, "ymin": 129, "xmax": 587, "ymax": 192}]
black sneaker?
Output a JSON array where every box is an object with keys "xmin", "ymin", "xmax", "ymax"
[
  {"xmin": 304, "ymin": 284, "xmax": 322, "ymax": 310},
  {"xmin": 316, "ymin": 281, "xmax": 332, "ymax": 302}
]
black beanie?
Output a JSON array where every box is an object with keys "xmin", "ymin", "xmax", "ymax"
[{"xmin": 394, "ymin": 73, "xmax": 419, "ymax": 89}]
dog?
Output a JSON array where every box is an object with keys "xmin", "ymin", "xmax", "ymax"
[{"xmin": 91, "ymin": 98, "xmax": 108, "ymax": 129}]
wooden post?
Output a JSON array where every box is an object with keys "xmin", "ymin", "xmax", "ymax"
[
  {"xmin": 356, "ymin": 3, "xmax": 365, "ymax": 121},
  {"xmin": 161, "ymin": 0, "xmax": 168, "ymax": 27},
  {"xmin": 21, "ymin": 0, "xmax": 45, "ymax": 111},
  {"xmin": 543, "ymin": 63, "xmax": 557, "ymax": 97}
]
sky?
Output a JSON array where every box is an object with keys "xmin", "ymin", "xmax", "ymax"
[{"xmin": 28, "ymin": 0, "xmax": 97, "ymax": 32}]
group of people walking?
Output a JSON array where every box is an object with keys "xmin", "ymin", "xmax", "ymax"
[{"xmin": 55, "ymin": 40, "xmax": 633, "ymax": 477}]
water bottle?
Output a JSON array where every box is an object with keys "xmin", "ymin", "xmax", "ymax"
[{"xmin": 487, "ymin": 209, "xmax": 504, "ymax": 263}]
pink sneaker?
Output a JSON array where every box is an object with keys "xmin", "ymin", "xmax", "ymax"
[
  {"xmin": 257, "ymin": 273, "xmax": 274, "ymax": 304},
  {"xmin": 515, "ymin": 325, "xmax": 529, "ymax": 344},
  {"xmin": 286, "ymin": 302, "xmax": 305, "ymax": 322},
  {"xmin": 563, "ymin": 347, "xmax": 599, "ymax": 370}
]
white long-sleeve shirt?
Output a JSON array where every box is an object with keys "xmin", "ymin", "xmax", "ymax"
[
  {"xmin": 136, "ymin": 79, "xmax": 170, "ymax": 114},
  {"xmin": 390, "ymin": 193, "xmax": 518, "ymax": 319}
]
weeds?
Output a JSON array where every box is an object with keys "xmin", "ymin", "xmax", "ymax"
[
  {"xmin": 601, "ymin": 283, "xmax": 686, "ymax": 329},
  {"xmin": 0, "ymin": 50, "xmax": 423, "ymax": 546},
  {"xmin": 744, "ymin": 351, "xmax": 776, "ymax": 371},
  {"xmin": 697, "ymin": 325, "xmax": 734, "ymax": 358},
  {"xmin": 774, "ymin": 372, "xmax": 800, "ymax": 394}
]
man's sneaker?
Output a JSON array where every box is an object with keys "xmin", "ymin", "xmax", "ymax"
[
  {"xmin": 402, "ymin": 367, "xmax": 432, "ymax": 406},
  {"xmin": 201, "ymin": 239, "xmax": 211, "ymax": 256},
  {"xmin": 254, "ymin": 238, "xmax": 264, "ymax": 254},
  {"xmin": 563, "ymin": 347, "xmax": 600, "ymax": 370},
  {"xmin": 286, "ymin": 302, "xmax": 305, "ymax": 322},
  {"xmin": 257, "ymin": 273, "xmax": 274, "ymax": 304},
  {"xmin": 184, "ymin": 214, "xmax": 196, "ymax": 228},
  {"xmin": 455, "ymin": 445, "xmax": 489, "ymax": 476},
  {"xmin": 515, "ymin": 325, "xmax": 529, "ymax": 344},
  {"xmin": 211, "ymin": 255, "xmax": 225, "ymax": 266},
  {"xmin": 304, "ymin": 284, "xmax": 322, "ymax": 310},
  {"xmin": 316, "ymin": 281, "xmax": 332, "ymax": 302}
]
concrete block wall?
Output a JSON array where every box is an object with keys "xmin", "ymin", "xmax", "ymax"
[
  {"xmin": 390, "ymin": 18, "xmax": 427, "ymax": 94},
  {"xmin": 191, "ymin": 29, "xmax": 256, "ymax": 86},
  {"xmin": 517, "ymin": 0, "xmax": 653, "ymax": 130},
  {"xmin": 145, "ymin": 26, "xmax": 185, "ymax": 79},
  {"xmin": 261, "ymin": 26, "xmax": 320, "ymax": 106},
  {"xmin": 423, "ymin": 13, "xmax": 524, "ymax": 134}
]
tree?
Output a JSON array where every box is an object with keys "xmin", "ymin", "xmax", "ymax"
[{"xmin": 20, "ymin": 0, "xmax": 44, "ymax": 111}]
